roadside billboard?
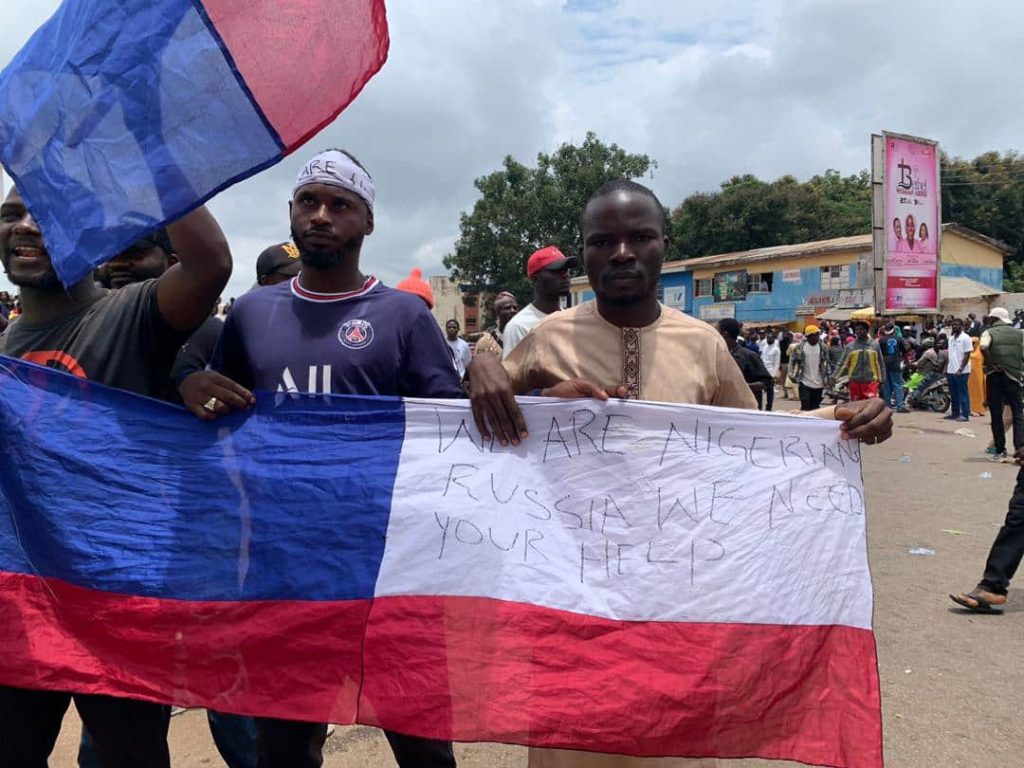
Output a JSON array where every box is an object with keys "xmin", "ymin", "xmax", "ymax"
[{"xmin": 872, "ymin": 132, "xmax": 941, "ymax": 313}]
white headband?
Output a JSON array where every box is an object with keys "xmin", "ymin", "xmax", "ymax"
[{"xmin": 292, "ymin": 150, "xmax": 375, "ymax": 212}]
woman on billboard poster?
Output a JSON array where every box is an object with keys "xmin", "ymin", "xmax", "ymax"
[{"xmin": 892, "ymin": 217, "xmax": 903, "ymax": 251}]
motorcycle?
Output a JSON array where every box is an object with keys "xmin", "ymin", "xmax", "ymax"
[
  {"xmin": 906, "ymin": 374, "xmax": 950, "ymax": 413},
  {"xmin": 826, "ymin": 375, "xmax": 849, "ymax": 404}
]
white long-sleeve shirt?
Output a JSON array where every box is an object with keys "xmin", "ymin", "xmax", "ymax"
[{"xmin": 760, "ymin": 341, "xmax": 780, "ymax": 377}]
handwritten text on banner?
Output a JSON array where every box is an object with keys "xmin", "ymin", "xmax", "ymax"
[{"xmin": 378, "ymin": 399, "xmax": 870, "ymax": 630}]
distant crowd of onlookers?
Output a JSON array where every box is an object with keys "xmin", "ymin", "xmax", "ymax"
[{"xmin": 0, "ymin": 290, "xmax": 20, "ymax": 332}]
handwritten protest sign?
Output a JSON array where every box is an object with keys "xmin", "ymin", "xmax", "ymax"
[
  {"xmin": 0, "ymin": 357, "xmax": 880, "ymax": 766},
  {"xmin": 380, "ymin": 398, "xmax": 871, "ymax": 630}
]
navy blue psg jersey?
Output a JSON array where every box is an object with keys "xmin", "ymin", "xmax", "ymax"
[{"xmin": 213, "ymin": 276, "xmax": 463, "ymax": 399}]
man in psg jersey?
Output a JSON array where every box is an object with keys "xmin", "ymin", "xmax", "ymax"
[
  {"xmin": 209, "ymin": 150, "xmax": 462, "ymax": 405},
  {"xmin": 205, "ymin": 149, "xmax": 460, "ymax": 767}
]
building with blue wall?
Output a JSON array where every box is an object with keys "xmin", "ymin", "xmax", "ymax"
[{"xmin": 571, "ymin": 224, "xmax": 1010, "ymax": 326}]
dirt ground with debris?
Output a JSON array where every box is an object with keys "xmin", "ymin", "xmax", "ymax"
[{"xmin": 45, "ymin": 409, "xmax": 1023, "ymax": 767}]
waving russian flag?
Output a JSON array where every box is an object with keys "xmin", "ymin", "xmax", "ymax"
[
  {"xmin": 0, "ymin": 0, "xmax": 388, "ymax": 286},
  {"xmin": 0, "ymin": 356, "xmax": 882, "ymax": 767}
]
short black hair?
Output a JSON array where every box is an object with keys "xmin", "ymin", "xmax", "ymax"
[
  {"xmin": 717, "ymin": 318, "xmax": 742, "ymax": 340},
  {"xmin": 446, "ymin": 319, "xmax": 459, "ymax": 328},
  {"xmin": 580, "ymin": 179, "xmax": 667, "ymax": 236},
  {"xmin": 126, "ymin": 228, "xmax": 174, "ymax": 256},
  {"xmin": 852, "ymin": 320, "xmax": 870, "ymax": 331}
]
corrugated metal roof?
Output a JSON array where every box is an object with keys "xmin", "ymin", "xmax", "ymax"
[
  {"xmin": 666, "ymin": 234, "xmax": 872, "ymax": 273},
  {"xmin": 664, "ymin": 224, "xmax": 1014, "ymax": 274}
]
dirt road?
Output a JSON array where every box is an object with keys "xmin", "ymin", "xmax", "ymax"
[{"xmin": 45, "ymin": 409, "xmax": 1024, "ymax": 767}]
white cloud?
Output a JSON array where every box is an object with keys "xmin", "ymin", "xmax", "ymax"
[
  {"xmin": 411, "ymin": 236, "xmax": 456, "ymax": 269},
  {"xmin": 3, "ymin": 0, "xmax": 1024, "ymax": 300}
]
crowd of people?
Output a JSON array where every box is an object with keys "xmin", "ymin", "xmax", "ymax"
[
  {"xmin": 439, "ymin": 269, "xmax": 1024, "ymax": 643},
  {"xmin": 702, "ymin": 311, "xmax": 1022, "ymax": 435},
  {"xmin": 3, "ymin": 135, "xmax": 1024, "ymax": 764},
  {"xmin": 0, "ymin": 141, "xmax": 963, "ymax": 768},
  {"xmin": 0, "ymin": 288, "xmax": 20, "ymax": 331}
]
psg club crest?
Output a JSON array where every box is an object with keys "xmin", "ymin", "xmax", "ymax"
[{"xmin": 338, "ymin": 319, "xmax": 374, "ymax": 349}]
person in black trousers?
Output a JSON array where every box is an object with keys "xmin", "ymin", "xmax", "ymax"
[
  {"xmin": 951, "ymin": 457, "xmax": 1024, "ymax": 613},
  {"xmin": 716, "ymin": 319, "xmax": 774, "ymax": 406},
  {"xmin": 980, "ymin": 308, "xmax": 1024, "ymax": 462}
]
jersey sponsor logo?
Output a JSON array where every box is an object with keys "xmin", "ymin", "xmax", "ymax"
[
  {"xmin": 276, "ymin": 365, "xmax": 333, "ymax": 405},
  {"xmin": 338, "ymin": 319, "xmax": 374, "ymax": 350}
]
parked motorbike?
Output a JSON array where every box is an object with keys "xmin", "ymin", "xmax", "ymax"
[
  {"xmin": 906, "ymin": 374, "xmax": 950, "ymax": 413},
  {"xmin": 827, "ymin": 375, "xmax": 849, "ymax": 404}
]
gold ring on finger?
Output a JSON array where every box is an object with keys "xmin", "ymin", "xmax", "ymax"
[{"xmin": 203, "ymin": 396, "xmax": 218, "ymax": 413}]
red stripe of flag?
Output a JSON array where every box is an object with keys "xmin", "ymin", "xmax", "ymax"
[
  {"xmin": 363, "ymin": 596, "xmax": 883, "ymax": 767},
  {"xmin": 0, "ymin": 572, "xmax": 366, "ymax": 723},
  {"xmin": 200, "ymin": 0, "xmax": 390, "ymax": 150},
  {"xmin": 0, "ymin": 571, "xmax": 881, "ymax": 766}
]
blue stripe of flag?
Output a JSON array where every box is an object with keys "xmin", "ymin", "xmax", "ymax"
[
  {"xmin": 0, "ymin": 356, "xmax": 400, "ymax": 601},
  {"xmin": 0, "ymin": 0, "xmax": 283, "ymax": 286}
]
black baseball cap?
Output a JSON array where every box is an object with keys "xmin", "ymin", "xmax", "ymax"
[
  {"xmin": 256, "ymin": 242, "xmax": 302, "ymax": 279},
  {"xmin": 121, "ymin": 228, "xmax": 173, "ymax": 255}
]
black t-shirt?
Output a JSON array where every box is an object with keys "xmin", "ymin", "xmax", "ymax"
[
  {"xmin": 730, "ymin": 345, "xmax": 774, "ymax": 387},
  {"xmin": 878, "ymin": 333, "xmax": 906, "ymax": 371},
  {"xmin": 0, "ymin": 280, "xmax": 187, "ymax": 398},
  {"xmin": 779, "ymin": 332, "xmax": 792, "ymax": 364}
]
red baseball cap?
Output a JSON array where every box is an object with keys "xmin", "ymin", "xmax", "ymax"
[{"xmin": 527, "ymin": 245, "xmax": 577, "ymax": 278}]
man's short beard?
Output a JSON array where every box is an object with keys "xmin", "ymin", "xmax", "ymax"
[
  {"xmin": 291, "ymin": 226, "xmax": 362, "ymax": 270},
  {"xmin": 1, "ymin": 254, "xmax": 63, "ymax": 291},
  {"xmin": 300, "ymin": 248, "xmax": 346, "ymax": 269},
  {"xmin": 597, "ymin": 290, "xmax": 644, "ymax": 307},
  {"xmin": 9, "ymin": 273, "xmax": 63, "ymax": 290}
]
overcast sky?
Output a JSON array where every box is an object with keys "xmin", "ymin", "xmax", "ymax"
[{"xmin": 3, "ymin": 0, "xmax": 1023, "ymax": 298}]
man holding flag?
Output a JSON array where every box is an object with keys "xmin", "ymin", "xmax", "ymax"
[
  {"xmin": 0, "ymin": 185, "xmax": 232, "ymax": 765},
  {"xmin": 467, "ymin": 178, "xmax": 893, "ymax": 767},
  {"xmin": 202, "ymin": 148, "xmax": 461, "ymax": 767},
  {"xmin": 0, "ymin": 0, "xmax": 388, "ymax": 761},
  {"xmin": 71, "ymin": 228, "xmax": 260, "ymax": 768}
]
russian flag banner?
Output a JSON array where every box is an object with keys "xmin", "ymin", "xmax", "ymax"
[
  {"xmin": 0, "ymin": 356, "xmax": 882, "ymax": 768},
  {"xmin": 0, "ymin": 0, "xmax": 388, "ymax": 286}
]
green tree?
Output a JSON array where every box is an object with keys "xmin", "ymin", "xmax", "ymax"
[
  {"xmin": 806, "ymin": 169, "xmax": 871, "ymax": 238},
  {"xmin": 667, "ymin": 170, "xmax": 870, "ymax": 261},
  {"xmin": 668, "ymin": 153, "xmax": 1024, "ymax": 280},
  {"xmin": 1005, "ymin": 262, "xmax": 1024, "ymax": 293},
  {"xmin": 942, "ymin": 150, "xmax": 1024, "ymax": 259},
  {"xmin": 444, "ymin": 133, "xmax": 655, "ymax": 308},
  {"xmin": 449, "ymin": 143, "xmax": 1024, "ymax": 303}
]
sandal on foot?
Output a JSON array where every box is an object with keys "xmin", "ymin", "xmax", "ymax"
[{"xmin": 949, "ymin": 590, "xmax": 1006, "ymax": 614}]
